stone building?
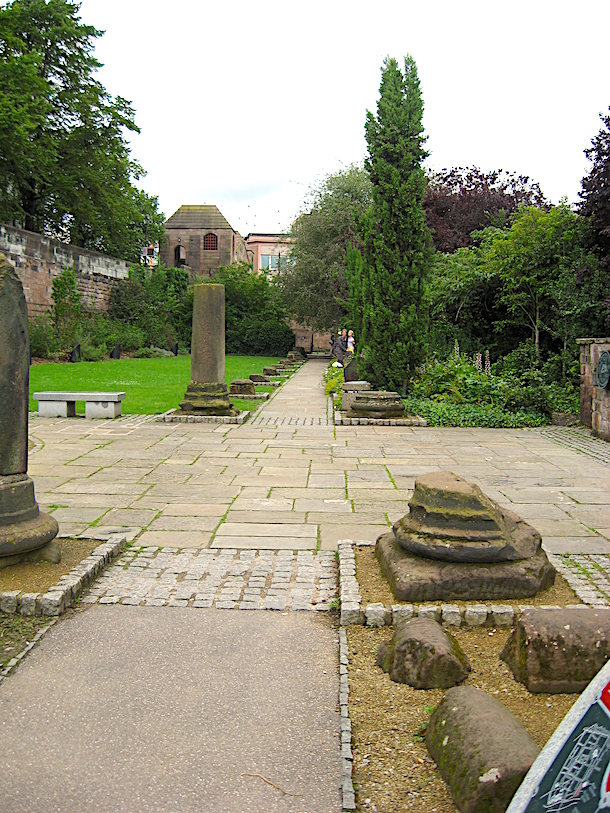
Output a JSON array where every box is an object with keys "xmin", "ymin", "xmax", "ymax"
[{"xmin": 160, "ymin": 205, "xmax": 251, "ymax": 277}]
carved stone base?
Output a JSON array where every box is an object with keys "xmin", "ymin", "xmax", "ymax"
[
  {"xmin": 0, "ymin": 475, "xmax": 59, "ymax": 562},
  {"xmin": 376, "ymin": 532, "xmax": 555, "ymax": 602},
  {"xmin": 347, "ymin": 391, "xmax": 406, "ymax": 419},
  {"xmin": 0, "ymin": 538, "xmax": 61, "ymax": 570},
  {"xmin": 179, "ymin": 382, "xmax": 238, "ymax": 416}
]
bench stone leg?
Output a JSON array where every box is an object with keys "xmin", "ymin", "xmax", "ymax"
[
  {"xmin": 38, "ymin": 400, "xmax": 75, "ymax": 418},
  {"xmin": 85, "ymin": 400, "xmax": 122, "ymax": 419}
]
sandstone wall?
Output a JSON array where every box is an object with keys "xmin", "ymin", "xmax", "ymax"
[
  {"xmin": 578, "ymin": 338, "xmax": 610, "ymax": 438},
  {"xmin": 0, "ymin": 224, "xmax": 130, "ymax": 317}
]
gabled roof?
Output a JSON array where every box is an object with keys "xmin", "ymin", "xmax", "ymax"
[{"xmin": 164, "ymin": 205, "xmax": 233, "ymax": 231}]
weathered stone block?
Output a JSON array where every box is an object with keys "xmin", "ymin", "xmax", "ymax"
[
  {"xmin": 229, "ymin": 379, "xmax": 255, "ymax": 396},
  {"xmin": 501, "ymin": 607, "xmax": 610, "ymax": 693},
  {"xmin": 464, "ymin": 604, "xmax": 488, "ymax": 626},
  {"xmin": 377, "ymin": 617, "xmax": 470, "ymax": 688},
  {"xmin": 376, "ymin": 532, "xmax": 555, "ymax": 602},
  {"xmin": 19, "ymin": 592, "xmax": 40, "ymax": 616},
  {"xmin": 340, "ymin": 603, "xmax": 364, "ymax": 626},
  {"xmin": 365, "ymin": 602, "xmax": 386, "ymax": 627},
  {"xmin": 392, "ymin": 604, "xmax": 414, "ymax": 625},
  {"xmin": 491, "ymin": 604, "xmax": 515, "ymax": 626},
  {"xmin": 426, "ymin": 686, "xmax": 539, "ymax": 813},
  {"xmin": 0, "ymin": 590, "xmax": 19, "ymax": 613}
]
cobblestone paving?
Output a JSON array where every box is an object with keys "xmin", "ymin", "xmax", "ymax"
[
  {"xmin": 549, "ymin": 552, "xmax": 610, "ymax": 607},
  {"xmin": 83, "ymin": 546, "xmax": 338, "ymax": 611},
  {"xmin": 539, "ymin": 425, "xmax": 610, "ymax": 465}
]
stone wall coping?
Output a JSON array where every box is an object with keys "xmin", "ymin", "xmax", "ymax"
[{"xmin": 576, "ymin": 338, "xmax": 610, "ymax": 344}]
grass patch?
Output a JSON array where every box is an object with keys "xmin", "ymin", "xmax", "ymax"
[
  {"xmin": 29, "ymin": 355, "xmax": 283, "ymax": 415},
  {"xmin": 0, "ymin": 615, "xmax": 51, "ymax": 668},
  {"xmin": 0, "ymin": 537, "xmax": 102, "ymax": 595}
]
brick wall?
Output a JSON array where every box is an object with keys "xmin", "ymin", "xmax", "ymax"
[
  {"xmin": 0, "ymin": 224, "xmax": 129, "ymax": 317},
  {"xmin": 578, "ymin": 338, "xmax": 610, "ymax": 439}
]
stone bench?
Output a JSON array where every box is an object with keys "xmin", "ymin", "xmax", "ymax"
[{"xmin": 33, "ymin": 391, "xmax": 126, "ymax": 419}]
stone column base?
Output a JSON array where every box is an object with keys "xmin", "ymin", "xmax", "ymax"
[
  {"xmin": 0, "ymin": 475, "xmax": 59, "ymax": 561},
  {"xmin": 179, "ymin": 382, "xmax": 238, "ymax": 416}
]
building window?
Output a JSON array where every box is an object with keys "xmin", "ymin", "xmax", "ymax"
[
  {"xmin": 260, "ymin": 254, "xmax": 279, "ymax": 271},
  {"xmin": 203, "ymin": 232, "xmax": 218, "ymax": 251},
  {"xmin": 174, "ymin": 244, "xmax": 186, "ymax": 266}
]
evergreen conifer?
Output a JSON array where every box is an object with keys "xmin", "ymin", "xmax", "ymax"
[{"xmin": 358, "ymin": 55, "xmax": 433, "ymax": 390}]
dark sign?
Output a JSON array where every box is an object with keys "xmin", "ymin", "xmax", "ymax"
[
  {"xmin": 597, "ymin": 351, "xmax": 610, "ymax": 389},
  {"xmin": 508, "ymin": 661, "xmax": 610, "ymax": 813}
]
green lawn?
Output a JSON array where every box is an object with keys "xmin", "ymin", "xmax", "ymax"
[{"xmin": 29, "ymin": 355, "xmax": 282, "ymax": 414}]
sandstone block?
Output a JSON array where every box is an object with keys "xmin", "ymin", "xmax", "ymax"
[
  {"xmin": 426, "ymin": 686, "xmax": 539, "ymax": 813},
  {"xmin": 501, "ymin": 607, "xmax": 610, "ymax": 693},
  {"xmin": 229, "ymin": 379, "xmax": 256, "ymax": 396},
  {"xmin": 376, "ymin": 532, "xmax": 555, "ymax": 602},
  {"xmin": 377, "ymin": 617, "xmax": 470, "ymax": 688}
]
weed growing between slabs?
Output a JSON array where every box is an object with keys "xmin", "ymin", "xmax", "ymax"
[{"xmin": 29, "ymin": 355, "xmax": 282, "ymax": 414}]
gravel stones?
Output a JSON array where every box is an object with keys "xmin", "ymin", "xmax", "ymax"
[
  {"xmin": 500, "ymin": 607, "xmax": 610, "ymax": 693},
  {"xmin": 377, "ymin": 617, "xmax": 471, "ymax": 688},
  {"xmin": 376, "ymin": 472, "xmax": 556, "ymax": 602},
  {"xmin": 426, "ymin": 685, "xmax": 540, "ymax": 813}
]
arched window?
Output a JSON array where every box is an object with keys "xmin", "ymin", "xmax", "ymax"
[
  {"xmin": 174, "ymin": 244, "xmax": 186, "ymax": 266},
  {"xmin": 203, "ymin": 232, "xmax": 218, "ymax": 251}
]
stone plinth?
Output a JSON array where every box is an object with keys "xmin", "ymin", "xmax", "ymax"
[
  {"xmin": 229, "ymin": 379, "xmax": 256, "ymax": 396},
  {"xmin": 346, "ymin": 390, "xmax": 406, "ymax": 419},
  {"xmin": 179, "ymin": 284, "xmax": 236, "ymax": 416},
  {"xmin": 342, "ymin": 380, "xmax": 371, "ymax": 413},
  {"xmin": 0, "ymin": 254, "xmax": 59, "ymax": 568},
  {"xmin": 578, "ymin": 337, "xmax": 610, "ymax": 437},
  {"xmin": 376, "ymin": 472, "xmax": 555, "ymax": 602}
]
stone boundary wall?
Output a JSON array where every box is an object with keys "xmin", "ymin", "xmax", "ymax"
[
  {"xmin": 577, "ymin": 338, "xmax": 610, "ymax": 438},
  {"xmin": 1, "ymin": 223, "xmax": 130, "ymax": 317}
]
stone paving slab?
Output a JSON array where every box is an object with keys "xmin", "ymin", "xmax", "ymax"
[{"xmin": 0, "ymin": 606, "xmax": 341, "ymax": 813}]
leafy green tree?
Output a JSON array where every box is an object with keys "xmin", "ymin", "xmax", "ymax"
[
  {"xmin": 209, "ymin": 263, "xmax": 295, "ymax": 355},
  {"xmin": 579, "ymin": 109, "xmax": 610, "ymax": 281},
  {"xmin": 358, "ymin": 55, "xmax": 433, "ymax": 390},
  {"xmin": 278, "ymin": 165, "xmax": 371, "ymax": 331},
  {"xmin": 0, "ymin": 0, "xmax": 164, "ymax": 261},
  {"xmin": 486, "ymin": 205, "xmax": 598, "ymax": 361}
]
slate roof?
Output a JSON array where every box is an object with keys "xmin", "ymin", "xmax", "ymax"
[{"xmin": 164, "ymin": 205, "xmax": 233, "ymax": 231}]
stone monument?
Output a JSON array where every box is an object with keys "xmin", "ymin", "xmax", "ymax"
[
  {"xmin": 179, "ymin": 284, "xmax": 237, "ymax": 416},
  {"xmin": 0, "ymin": 254, "xmax": 59, "ymax": 568},
  {"xmin": 376, "ymin": 471, "xmax": 555, "ymax": 601}
]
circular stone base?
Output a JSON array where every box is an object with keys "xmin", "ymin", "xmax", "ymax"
[
  {"xmin": 376, "ymin": 532, "xmax": 556, "ymax": 602},
  {"xmin": 0, "ymin": 537, "xmax": 61, "ymax": 570},
  {"xmin": 0, "ymin": 511, "xmax": 59, "ymax": 558}
]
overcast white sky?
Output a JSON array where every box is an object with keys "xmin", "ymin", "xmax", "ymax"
[{"xmin": 80, "ymin": 0, "xmax": 610, "ymax": 236}]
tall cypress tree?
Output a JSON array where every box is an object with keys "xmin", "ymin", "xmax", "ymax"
[{"xmin": 359, "ymin": 55, "xmax": 432, "ymax": 391}]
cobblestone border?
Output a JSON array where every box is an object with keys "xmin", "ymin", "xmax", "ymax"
[
  {"xmin": 157, "ymin": 410, "xmax": 250, "ymax": 424},
  {"xmin": 0, "ymin": 534, "xmax": 127, "ymax": 617},
  {"xmin": 229, "ymin": 393, "xmax": 269, "ymax": 400},
  {"xmin": 334, "ymin": 410, "xmax": 427, "ymax": 427},
  {"xmin": 337, "ymin": 541, "xmax": 598, "ymax": 628},
  {"xmin": 0, "ymin": 617, "xmax": 58, "ymax": 685},
  {"xmin": 339, "ymin": 627, "xmax": 356, "ymax": 811}
]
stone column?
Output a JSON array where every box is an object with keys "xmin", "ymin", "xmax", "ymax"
[
  {"xmin": 0, "ymin": 254, "xmax": 59, "ymax": 568},
  {"xmin": 179, "ymin": 284, "xmax": 236, "ymax": 416}
]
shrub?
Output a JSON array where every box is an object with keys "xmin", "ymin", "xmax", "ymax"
[{"xmin": 29, "ymin": 315, "xmax": 60, "ymax": 358}]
